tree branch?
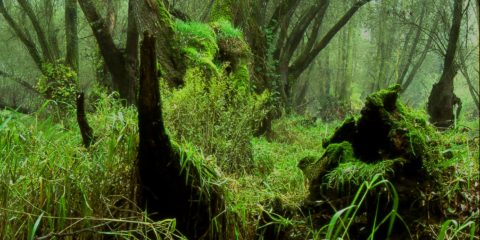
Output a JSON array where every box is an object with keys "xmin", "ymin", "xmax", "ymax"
[
  {"xmin": 17, "ymin": 0, "xmax": 56, "ymax": 62},
  {"xmin": 280, "ymin": 1, "xmax": 329, "ymax": 66},
  {"xmin": 0, "ymin": 0, "xmax": 43, "ymax": 69},
  {"xmin": 289, "ymin": 0, "xmax": 372, "ymax": 79}
]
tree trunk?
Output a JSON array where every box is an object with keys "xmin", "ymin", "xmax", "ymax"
[
  {"xmin": 79, "ymin": 0, "xmax": 137, "ymax": 104},
  {"xmin": 0, "ymin": 0, "xmax": 43, "ymax": 70},
  {"xmin": 132, "ymin": 0, "xmax": 185, "ymax": 87},
  {"xmin": 17, "ymin": 0, "xmax": 56, "ymax": 63},
  {"xmin": 65, "ymin": 0, "xmax": 79, "ymax": 73},
  {"xmin": 427, "ymin": 0, "xmax": 464, "ymax": 128}
]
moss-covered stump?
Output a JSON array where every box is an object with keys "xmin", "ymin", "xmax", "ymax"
[{"xmin": 299, "ymin": 85, "xmax": 445, "ymax": 238}]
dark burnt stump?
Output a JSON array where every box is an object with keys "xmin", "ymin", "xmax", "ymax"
[{"xmin": 136, "ymin": 33, "xmax": 225, "ymax": 239}]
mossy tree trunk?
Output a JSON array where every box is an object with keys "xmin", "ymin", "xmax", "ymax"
[
  {"xmin": 132, "ymin": 0, "xmax": 186, "ymax": 87},
  {"xmin": 427, "ymin": 0, "xmax": 464, "ymax": 128}
]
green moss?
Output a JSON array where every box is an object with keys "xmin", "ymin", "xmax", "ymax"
[
  {"xmin": 322, "ymin": 141, "xmax": 355, "ymax": 164},
  {"xmin": 176, "ymin": 21, "xmax": 219, "ymax": 74},
  {"xmin": 156, "ymin": 0, "xmax": 175, "ymax": 28},
  {"xmin": 364, "ymin": 84, "xmax": 401, "ymax": 112},
  {"xmin": 176, "ymin": 21, "xmax": 218, "ymax": 56}
]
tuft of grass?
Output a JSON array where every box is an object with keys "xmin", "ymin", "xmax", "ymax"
[{"xmin": 321, "ymin": 174, "xmax": 408, "ymax": 240}]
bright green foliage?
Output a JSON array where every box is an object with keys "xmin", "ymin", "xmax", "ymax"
[
  {"xmin": 169, "ymin": 19, "xmax": 269, "ymax": 173},
  {"xmin": 162, "ymin": 67, "xmax": 270, "ymax": 173},
  {"xmin": 210, "ymin": 20, "xmax": 243, "ymax": 39},
  {"xmin": 36, "ymin": 63, "xmax": 77, "ymax": 105},
  {"xmin": 175, "ymin": 19, "xmax": 251, "ymax": 79}
]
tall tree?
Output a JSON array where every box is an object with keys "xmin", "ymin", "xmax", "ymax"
[
  {"xmin": 65, "ymin": 0, "xmax": 79, "ymax": 73},
  {"xmin": 211, "ymin": 0, "xmax": 373, "ymax": 107},
  {"xmin": 0, "ymin": 0, "xmax": 51, "ymax": 70},
  {"xmin": 427, "ymin": 0, "xmax": 464, "ymax": 128},
  {"xmin": 78, "ymin": 0, "xmax": 138, "ymax": 104},
  {"xmin": 0, "ymin": 0, "xmax": 79, "ymax": 103}
]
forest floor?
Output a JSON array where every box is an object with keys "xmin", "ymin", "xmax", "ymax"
[{"xmin": 0, "ymin": 99, "xmax": 478, "ymax": 239}]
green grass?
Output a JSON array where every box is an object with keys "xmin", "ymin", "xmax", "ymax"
[{"xmin": 0, "ymin": 96, "xmax": 478, "ymax": 239}]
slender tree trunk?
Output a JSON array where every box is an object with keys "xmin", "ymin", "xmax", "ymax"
[
  {"xmin": 65, "ymin": 0, "xmax": 79, "ymax": 73},
  {"xmin": 400, "ymin": 23, "xmax": 436, "ymax": 93},
  {"xmin": 397, "ymin": 7, "xmax": 426, "ymax": 87},
  {"xmin": 338, "ymin": 19, "xmax": 353, "ymax": 101},
  {"xmin": 427, "ymin": 0, "xmax": 464, "ymax": 128},
  {"xmin": 17, "ymin": 0, "xmax": 56, "ymax": 63}
]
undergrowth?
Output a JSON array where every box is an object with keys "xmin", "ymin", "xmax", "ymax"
[{"xmin": 0, "ymin": 93, "xmax": 478, "ymax": 239}]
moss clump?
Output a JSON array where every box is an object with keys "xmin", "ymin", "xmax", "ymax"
[
  {"xmin": 175, "ymin": 19, "xmax": 251, "ymax": 82},
  {"xmin": 36, "ymin": 62, "xmax": 78, "ymax": 106},
  {"xmin": 176, "ymin": 21, "xmax": 219, "ymax": 75}
]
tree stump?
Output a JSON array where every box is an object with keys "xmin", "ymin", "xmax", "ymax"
[{"xmin": 136, "ymin": 32, "xmax": 225, "ymax": 239}]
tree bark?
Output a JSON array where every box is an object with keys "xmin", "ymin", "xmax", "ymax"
[
  {"xmin": 17, "ymin": 0, "xmax": 56, "ymax": 62},
  {"xmin": 400, "ymin": 22, "xmax": 436, "ymax": 93},
  {"xmin": 289, "ymin": 0, "xmax": 372, "ymax": 80},
  {"xmin": 427, "ymin": 0, "xmax": 464, "ymax": 128},
  {"xmin": 0, "ymin": 0, "xmax": 43, "ymax": 69},
  {"xmin": 65, "ymin": 0, "xmax": 79, "ymax": 73},
  {"xmin": 132, "ymin": 0, "xmax": 185, "ymax": 87},
  {"xmin": 79, "ymin": 0, "xmax": 137, "ymax": 104}
]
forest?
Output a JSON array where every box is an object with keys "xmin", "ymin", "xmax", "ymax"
[{"xmin": 0, "ymin": 0, "xmax": 479, "ymax": 239}]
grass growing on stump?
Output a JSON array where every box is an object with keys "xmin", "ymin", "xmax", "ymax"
[{"xmin": 136, "ymin": 32, "xmax": 225, "ymax": 239}]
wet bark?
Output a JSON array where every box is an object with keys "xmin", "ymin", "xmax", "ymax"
[
  {"xmin": 427, "ymin": 0, "xmax": 464, "ymax": 128},
  {"xmin": 79, "ymin": 0, "xmax": 137, "ymax": 105},
  {"xmin": 65, "ymin": 0, "xmax": 79, "ymax": 73}
]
